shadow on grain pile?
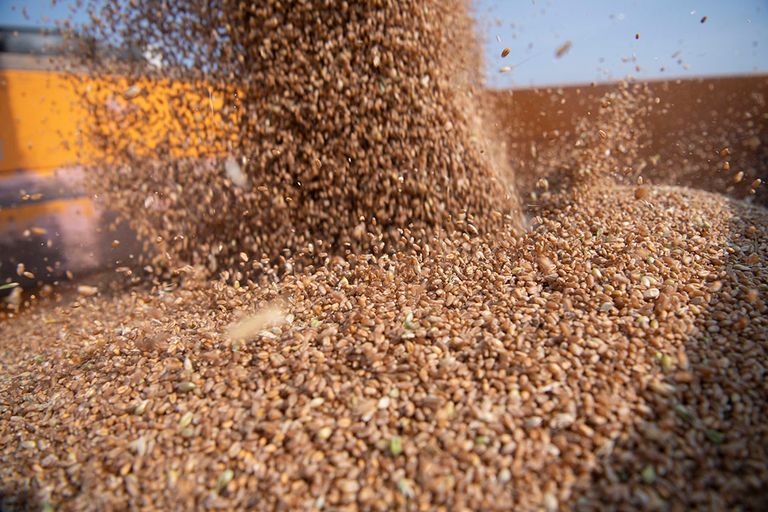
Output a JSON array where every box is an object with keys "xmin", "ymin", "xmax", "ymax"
[
  {"xmin": 0, "ymin": 0, "xmax": 767, "ymax": 511},
  {"xmin": 558, "ymin": 189, "xmax": 768, "ymax": 511},
  {"xmin": 495, "ymin": 80, "xmax": 768, "ymax": 509}
]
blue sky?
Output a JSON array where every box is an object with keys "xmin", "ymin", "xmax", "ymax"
[
  {"xmin": 475, "ymin": 0, "xmax": 768, "ymax": 88},
  {"xmin": 2, "ymin": 0, "xmax": 766, "ymax": 88}
]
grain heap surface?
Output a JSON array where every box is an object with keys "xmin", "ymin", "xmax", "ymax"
[
  {"xmin": 1, "ymin": 186, "xmax": 767, "ymax": 510},
  {"xmin": 2, "ymin": 0, "xmax": 768, "ymax": 510},
  {"xmin": 79, "ymin": 0, "xmax": 521, "ymax": 275}
]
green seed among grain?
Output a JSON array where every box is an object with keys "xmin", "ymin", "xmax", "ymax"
[
  {"xmin": 179, "ymin": 411, "xmax": 194, "ymax": 428},
  {"xmin": 641, "ymin": 465, "xmax": 657, "ymax": 484},
  {"xmin": 389, "ymin": 436, "xmax": 404, "ymax": 456},
  {"xmin": 705, "ymin": 430, "xmax": 725, "ymax": 444},
  {"xmin": 216, "ymin": 469, "xmax": 234, "ymax": 492}
]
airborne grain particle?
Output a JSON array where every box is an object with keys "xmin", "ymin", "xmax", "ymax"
[
  {"xmin": 555, "ymin": 41, "xmax": 572, "ymax": 58},
  {"xmin": 700, "ymin": 15, "xmax": 708, "ymax": 24},
  {"xmin": 123, "ymin": 85, "xmax": 141, "ymax": 99},
  {"xmin": 227, "ymin": 304, "xmax": 286, "ymax": 342},
  {"xmin": 224, "ymin": 155, "xmax": 248, "ymax": 188},
  {"xmin": 536, "ymin": 254, "xmax": 556, "ymax": 274},
  {"xmin": 501, "ymin": 47, "xmax": 510, "ymax": 58},
  {"xmin": 76, "ymin": 285, "xmax": 98, "ymax": 297},
  {"xmin": 634, "ymin": 185, "xmax": 650, "ymax": 200}
]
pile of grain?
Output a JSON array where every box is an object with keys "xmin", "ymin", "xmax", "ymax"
[
  {"xmin": 1, "ymin": 0, "xmax": 767, "ymax": 510},
  {"xmin": 1, "ymin": 186, "xmax": 766, "ymax": 510}
]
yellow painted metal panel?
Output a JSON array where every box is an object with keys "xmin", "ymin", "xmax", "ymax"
[
  {"xmin": 0, "ymin": 69, "xmax": 82, "ymax": 172},
  {"xmin": 0, "ymin": 68, "xmax": 237, "ymax": 174}
]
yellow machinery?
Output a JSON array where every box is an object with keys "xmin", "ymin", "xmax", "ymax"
[{"xmin": 0, "ymin": 26, "xmax": 232, "ymax": 288}]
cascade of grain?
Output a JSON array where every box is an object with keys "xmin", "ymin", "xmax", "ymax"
[{"xmin": 78, "ymin": 0, "xmax": 522, "ymax": 276}]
